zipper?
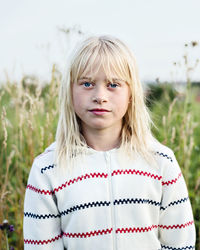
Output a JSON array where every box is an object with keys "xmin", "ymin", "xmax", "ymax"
[{"xmin": 105, "ymin": 152, "xmax": 117, "ymax": 250}]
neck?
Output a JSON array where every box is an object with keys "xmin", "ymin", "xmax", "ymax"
[{"xmin": 81, "ymin": 125, "xmax": 122, "ymax": 151}]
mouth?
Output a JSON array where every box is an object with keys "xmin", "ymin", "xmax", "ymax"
[{"xmin": 89, "ymin": 108, "xmax": 111, "ymax": 115}]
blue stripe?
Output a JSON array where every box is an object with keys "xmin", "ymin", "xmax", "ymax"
[
  {"xmin": 24, "ymin": 201, "xmax": 111, "ymax": 220},
  {"xmin": 60, "ymin": 201, "xmax": 111, "ymax": 216},
  {"xmin": 24, "ymin": 211, "xmax": 60, "ymax": 219},
  {"xmin": 160, "ymin": 197, "xmax": 189, "ymax": 211},
  {"xmin": 161, "ymin": 244, "xmax": 195, "ymax": 249},
  {"xmin": 41, "ymin": 164, "xmax": 55, "ymax": 174},
  {"xmin": 156, "ymin": 151, "xmax": 173, "ymax": 162},
  {"xmin": 24, "ymin": 197, "xmax": 161, "ymax": 220},
  {"xmin": 114, "ymin": 198, "xmax": 161, "ymax": 206}
]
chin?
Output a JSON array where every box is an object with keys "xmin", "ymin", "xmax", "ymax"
[{"xmin": 89, "ymin": 123, "xmax": 110, "ymax": 130}]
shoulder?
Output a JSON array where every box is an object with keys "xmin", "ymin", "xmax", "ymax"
[
  {"xmin": 26, "ymin": 142, "xmax": 57, "ymax": 188},
  {"xmin": 150, "ymin": 139, "xmax": 175, "ymax": 163},
  {"xmin": 149, "ymin": 139, "xmax": 181, "ymax": 178},
  {"xmin": 32, "ymin": 142, "xmax": 57, "ymax": 175}
]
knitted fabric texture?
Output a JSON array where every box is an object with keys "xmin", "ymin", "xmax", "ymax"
[{"xmin": 23, "ymin": 142, "xmax": 196, "ymax": 250}]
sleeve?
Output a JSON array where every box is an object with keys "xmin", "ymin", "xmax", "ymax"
[
  {"xmin": 23, "ymin": 159, "xmax": 65, "ymax": 249},
  {"xmin": 158, "ymin": 150, "xmax": 196, "ymax": 249}
]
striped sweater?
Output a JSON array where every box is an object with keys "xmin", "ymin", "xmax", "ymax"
[{"xmin": 23, "ymin": 141, "xmax": 196, "ymax": 249}]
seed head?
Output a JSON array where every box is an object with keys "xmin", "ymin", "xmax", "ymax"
[{"xmin": 191, "ymin": 41, "xmax": 198, "ymax": 47}]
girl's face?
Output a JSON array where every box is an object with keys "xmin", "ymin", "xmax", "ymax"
[{"xmin": 72, "ymin": 63, "xmax": 131, "ymax": 134}]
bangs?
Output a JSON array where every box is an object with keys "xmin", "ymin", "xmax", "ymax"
[{"xmin": 71, "ymin": 38, "xmax": 131, "ymax": 84}]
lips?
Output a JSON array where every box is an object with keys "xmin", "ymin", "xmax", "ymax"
[
  {"xmin": 89, "ymin": 109, "xmax": 110, "ymax": 112},
  {"xmin": 89, "ymin": 108, "xmax": 111, "ymax": 115}
]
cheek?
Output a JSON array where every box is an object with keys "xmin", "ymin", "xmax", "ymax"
[
  {"xmin": 119, "ymin": 92, "xmax": 130, "ymax": 106},
  {"xmin": 72, "ymin": 87, "xmax": 82, "ymax": 109},
  {"xmin": 117, "ymin": 93, "xmax": 130, "ymax": 115},
  {"xmin": 72, "ymin": 92, "xmax": 88, "ymax": 118},
  {"xmin": 72, "ymin": 95, "xmax": 79, "ymax": 115},
  {"xmin": 73, "ymin": 97, "xmax": 82, "ymax": 114}
]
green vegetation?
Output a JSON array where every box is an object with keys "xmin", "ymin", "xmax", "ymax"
[
  {"xmin": 147, "ymin": 81, "xmax": 200, "ymax": 249},
  {"xmin": 0, "ymin": 70, "xmax": 200, "ymax": 248}
]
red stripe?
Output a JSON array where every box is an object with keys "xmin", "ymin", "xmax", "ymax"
[
  {"xmin": 116, "ymin": 221, "xmax": 194, "ymax": 233},
  {"xmin": 26, "ymin": 170, "xmax": 182, "ymax": 195},
  {"xmin": 159, "ymin": 221, "xmax": 194, "ymax": 229},
  {"xmin": 26, "ymin": 172, "xmax": 108, "ymax": 195},
  {"xmin": 63, "ymin": 228, "xmax": 113, "ymax": 238},
  {"xmin": 24, "ymin": 233, "xmax": 62, "ymax": 245},
  {"xmin": 24, "ymin": 221, "xmax": 194, "ymax": 244},
  {"xmin": 116, "ymin": 225, "xmax": 158, "ymax": 233},
  {"xmin": 26, "ymin": 184, "xmax": 54, "ymax": 195},
  {"xmin": 162, "ymin": 172, "xmax": 182, "ymax": 186},
  {"xmin": 112, "ymin": 169, "xmax": 162, "ymax": 181}
]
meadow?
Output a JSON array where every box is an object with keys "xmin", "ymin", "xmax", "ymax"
[{"xmin": 0, "ymin": 63, "xmax": 200, "ymax": 249}]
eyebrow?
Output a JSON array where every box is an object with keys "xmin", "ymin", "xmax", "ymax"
[
  {"xmin": 79, "ymin": 77, "xmax": 93, "ymax": 81},
  {"xmin": 78, "ymin": 77, "xmax": 125, "ymax": 82}
]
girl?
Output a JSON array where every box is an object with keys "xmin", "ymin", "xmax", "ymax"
[{"xmin": 23, "ymin": 35, "xmax": 196, "ymax": 249}]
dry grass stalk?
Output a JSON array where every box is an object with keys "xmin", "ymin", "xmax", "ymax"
[{"xmin": 1, "ymin": 107, "xmax": 8, "ymax": 149}]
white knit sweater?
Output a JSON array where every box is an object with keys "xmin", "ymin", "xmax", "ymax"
[{"xmin": 23, "ymin": 141, "xmax": 196, "ymax": 249}]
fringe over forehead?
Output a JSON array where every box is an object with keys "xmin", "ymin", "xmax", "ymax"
[{"xmin": 70, "ymin": 35, "xmax": 139, "ymax": 85}]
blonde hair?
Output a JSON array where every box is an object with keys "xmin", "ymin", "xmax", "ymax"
[{"xmin": 56, "ymin": 35, "xmax": 155, "ymax": 168}]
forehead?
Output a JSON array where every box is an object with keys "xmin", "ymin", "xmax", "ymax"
[
  {"xmin": 79, "ymin": 56, "xmax": 127, "ymax": 82},
  {"xmin": 80, "ymin": 65, "xmax": 122, "ymax": 81}
]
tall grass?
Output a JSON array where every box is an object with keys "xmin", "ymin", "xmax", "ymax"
[
  {"xmin": 0, "ymin": 65, "xmax": 199, "ymax": 249},
  {"xmin": 0, "ymin": 65, "xmax": 60, "ymax": 249},
  {"xmin": 148, "ymin": 83, "xmax": 200, "ymax": 249}
]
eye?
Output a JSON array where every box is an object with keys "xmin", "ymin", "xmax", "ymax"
[
  {"xmin": 83, "ymin": 82, "xmax": 92, "ymax": 88},
  {"xmin": 108, "ymin": 83, "xmax": 119, "ymax": 88}
]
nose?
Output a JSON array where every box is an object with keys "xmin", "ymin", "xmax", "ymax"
[
  {"xmin": 92, "ymin": 97, "xmax": 106, "ymax": 104},
  {"xmin": 92, "ymin": 85, "xmax": 108, "ymax": 104}
]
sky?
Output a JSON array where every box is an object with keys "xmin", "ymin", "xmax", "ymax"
[{"xmin": 1, "ymin": 0, "xmax": 200, "ymax": 84}]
